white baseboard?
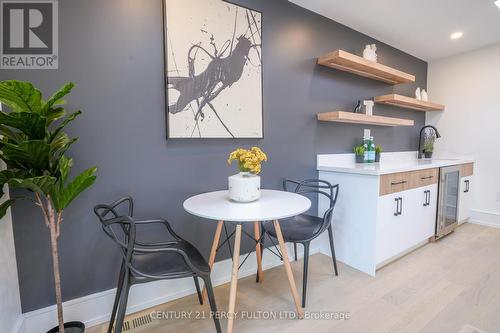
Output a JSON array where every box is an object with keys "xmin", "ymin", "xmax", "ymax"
[
  {"xmin": 12, "ymin": 315, "xmax": 23, "ymax": 333},
  {"xmin": 18, "ymin": 244, "xmax": 319, "ymax": 333},
  {"xmin": 469, "ymin": 209, "xmax": 500, "ymax": 229}
]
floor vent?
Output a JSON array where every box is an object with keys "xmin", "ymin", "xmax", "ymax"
[{"xmin": 104, "ymin": 312, "xmax": 154, "ymax": 333}]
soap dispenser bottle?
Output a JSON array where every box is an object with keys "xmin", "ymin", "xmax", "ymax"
[
  {"xmin": 369, "ymin": 136, "xmax": 376, "ymax": 163},
  {"xmin": 363, "ymin": 137, "xmax": 370, "ymax": 163},
  {"xmin": 363, "ymin": 129, "xmax": 371, "ymax": 163},
  {"xmin": 367, "ymin": 136, "xmax": 375, "ymax": 163}
]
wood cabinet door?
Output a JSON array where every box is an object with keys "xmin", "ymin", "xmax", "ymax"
[
  {"xmin": 409, "ymin": 168, "xmax": 439, "ymax": 189},
  {"xmin": 379, "ymin": 172, "xmax": 411, "ymax": 196}
]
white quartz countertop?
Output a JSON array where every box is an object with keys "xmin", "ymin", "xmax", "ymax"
[{"xmin": 317, "ymin": 151, "xmax": 474, "ymax": 175}]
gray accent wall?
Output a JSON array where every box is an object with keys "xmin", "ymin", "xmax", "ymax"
[{"xmin": 0, "ymin": 0, "xmax": 427, "ymax": 312}]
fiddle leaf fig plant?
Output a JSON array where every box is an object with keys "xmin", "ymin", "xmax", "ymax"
[{"xmin": 0, "ymin": 80, "xmax": 97, "ymax": 333}]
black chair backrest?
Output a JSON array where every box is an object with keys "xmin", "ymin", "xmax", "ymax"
[
  {"xmin": 283, "ymin": 179, "xmax": 339, "ymax": 237},
  {"xmin": 94, "ymin": 196, "xmax": 136, "ymax": 264}
]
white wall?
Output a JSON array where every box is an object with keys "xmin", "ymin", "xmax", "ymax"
[
  {"xmin": 0, "ymin": 103, "xmax": 23, "ymax": 332},
  {"xmin": 427, "ymin": 43, "xmax": 500, "ymax": 226},
  {"xmin": 0, "ymin": 182, "xmax": 23, "ymax": 332}
]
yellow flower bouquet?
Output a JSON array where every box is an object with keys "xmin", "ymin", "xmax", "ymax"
[
  {"xmin": 227, "ymin": 147, "xmax": 267, "ymax": 202},
  {"xmin": 227, "ymin": 147, "xmax": 268, "ymax": 175}
]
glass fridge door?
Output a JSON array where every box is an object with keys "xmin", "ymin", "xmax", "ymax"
[
  {"xmin": 437, "ymin": 165, "xmax": 461, "ymax": 238},
  {"xmin": 443, "ymin": 170, "xmax": 460, "ymax": 228}
]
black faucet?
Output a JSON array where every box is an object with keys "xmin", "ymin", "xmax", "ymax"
[{"xmin": 418, "ymin": 125, "xmax": 441, "ymax": 159}]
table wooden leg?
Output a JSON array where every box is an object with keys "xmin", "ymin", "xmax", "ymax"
[
  {"xmin": 254, "ymin": 221, "xmax": 264, "ymax": 283},
  {"xmin": 273, "ymin": 220, "xmax": 305, "ymax": 319},
  {"xmin": 202, "ymin": 220, "xmax": 223, "ymax": 303},
  {"xmin": 227, "ymin": 224, "xmax": 242, "ymax": 333}
]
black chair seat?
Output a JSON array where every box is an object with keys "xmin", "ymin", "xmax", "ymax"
[
  {"xmin": 262, "ymin": 214, "xmax": 322, "ymax": 242},
  {"xmin": 131, "ymin": 241, "xmax": 210, "ymax": 276}
]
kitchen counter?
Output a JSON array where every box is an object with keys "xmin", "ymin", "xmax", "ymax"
[
  {"xmin": 316, "ymin": 151, "xmax": 475, "ymax": 276},
  {"xmin": 317, "ymin": 151, "xmax": 474, "ymax": 175}
]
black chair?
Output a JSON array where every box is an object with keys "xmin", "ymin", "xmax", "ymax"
[
  {"xmin": 94, "ymin": 196, "xmax": 221, "ymax": 333},
  {"xmin": 261, "ymin": 179, "xmax": 339, "ymax": 308}
]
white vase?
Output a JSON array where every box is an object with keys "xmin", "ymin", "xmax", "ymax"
[{"xmin": 228, "ymin": 172, "xmax": 261, "ymax": 203}]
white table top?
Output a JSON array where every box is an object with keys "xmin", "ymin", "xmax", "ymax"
[{"xmin": 183, "ymin": 190, "xmax": 311, "ymax": 222}]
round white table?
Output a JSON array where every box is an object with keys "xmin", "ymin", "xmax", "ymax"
[{"xmin": 183, "ymin": 190, "xmax": 311, "ymax": 333}]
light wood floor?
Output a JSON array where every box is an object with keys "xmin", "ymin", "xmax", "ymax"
[{"xmin": 88, "ymin": 223, "xmax": 500, "ymax": 333}]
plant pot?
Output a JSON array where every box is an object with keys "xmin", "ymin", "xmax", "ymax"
[
  {"xmin": 47, "ymin": 321, "xmax": 85, "ymax": 333},
  {"xmin": 375, "ymin": 152, "xmax": 381, "ymax": 163},
  {"xmin": 228, "ymin": 172, "xmax": 261, "ymax": 202},
  {"xmin": 424, "ymin": 151, "xmax": 433, "ymax": 159},
  {"xmin": 355, "ymin": 155, "xmax": 364, "ymax": 163}
]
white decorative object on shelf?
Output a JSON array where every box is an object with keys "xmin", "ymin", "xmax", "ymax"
[
  {"xmin": 363, "ymin": 100, "xmax": 374, "ymax": 116},
  {"xmin": 228, "ymin": 172, "xmax": 261, "ymax": 202},
  {"xmin": 362, "ymin": 44, "xmax": 378, "ymax": 62},
  {"xmin": 415, "ymin": 87, "xmax": 422, "ymax": 100},
  {"xmin": 421, "ymin": 89, "xmax": 428, "ymax": 101}
]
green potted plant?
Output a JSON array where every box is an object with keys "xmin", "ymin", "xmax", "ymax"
[
  {"xmin": 375, "ymin": 145, "xmax": 383, "ymax": 162},
  {"xmin": 423, "ymin": 140, "xmax": 434, "ymax": 159},
  {"xmin": 0, "ymin": 80, "xmax": 97, "ymax": 333},
  {"xmin": 353, "ymin": 145, "xmax": 365, "ymax": 163}
]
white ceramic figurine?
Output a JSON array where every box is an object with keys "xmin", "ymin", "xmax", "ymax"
[
  {"xmin": 415, "ymin": 87, "xmax": 422, "ymax": 100},
  {"xmin": 362, "ymin": 44, "xmax": 378, "ymax": 62},
  {"xmin": 421, "ymin": 89, "xmax": 429, "ymax": 101}
]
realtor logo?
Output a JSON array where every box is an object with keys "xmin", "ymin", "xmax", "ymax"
[{"xmin": 0, "ymin": 0, "xmax": 58, "ymax": 69}]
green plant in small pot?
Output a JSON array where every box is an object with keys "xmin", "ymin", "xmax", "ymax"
[
  {"xmin": 375, "ymin": 145, "xmax": 383, "ymax": 162},
  {"xmin": 423, "ymin": 140, "xmax": 434, "ymax": 159},
  {"xmin": 353, "ymin": 145, "xmax": 365, "ymax": 163},
  {"xmin": 0, "ymin": 80, "xmax": 97, "ymax": 333}
]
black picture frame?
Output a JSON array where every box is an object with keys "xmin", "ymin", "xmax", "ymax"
[{"xmin": 162, "ymin": 0, "xmax": 264, "ymax": 140}]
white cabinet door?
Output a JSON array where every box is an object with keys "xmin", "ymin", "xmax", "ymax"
[
  {"xmin": 376, "ymin": 185, "xmax": 437, "ymax": 265},
  {"xmin": 458, "ymin": 176, "xmax": 473, "ymax": 224},
  {"xmin": 398, "ymin": 186, "xmax": 436, "ymax": 253},
  {"xmin": 413, "ymin": 184, "xmax": 438, "ymax": 241},
  {"xmin": 376, "ymin": 193, "xmax": 404, "ymax": 264}
]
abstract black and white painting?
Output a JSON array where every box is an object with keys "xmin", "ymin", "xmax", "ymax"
[{"xmin": 163, "ymin": 0, "xmax": 263, "ymax": 139}]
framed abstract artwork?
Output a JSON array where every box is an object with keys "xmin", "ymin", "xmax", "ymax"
[{"xmin": 163, "ymin": 0, "xmax": 263, "ymax": 139}]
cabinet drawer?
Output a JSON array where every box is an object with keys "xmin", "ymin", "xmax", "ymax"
[
  {"xmin": 379, "ymin": 172, "xmax": 410, "ymax": 195},
  {"xmin": 461, "ymin": 163, "xmax": 474, "ymax": 177},
  {"xmin": 409, "ymin": 168, "xmax": 439, "ymax": 188}
]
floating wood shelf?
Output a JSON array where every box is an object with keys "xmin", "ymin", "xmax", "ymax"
[
  {"xmin": 317, "ymin": 111, "xmax": 414, "ymax": 127},
  {"xmin": 374, "ymin": 94, "xmax": 445, "ymax": 111},
  {"xmin": 317, "ymin": 50, "xmax": 415, "ymax": 85}
]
